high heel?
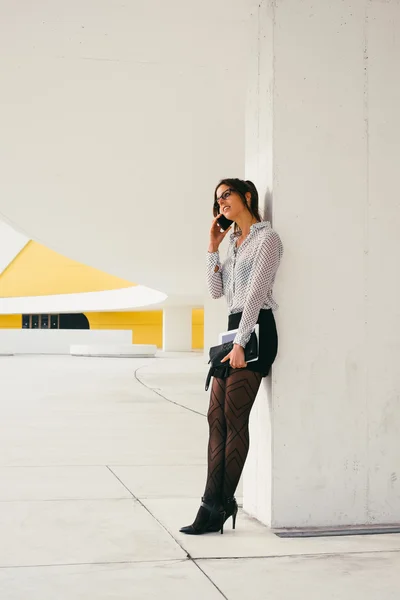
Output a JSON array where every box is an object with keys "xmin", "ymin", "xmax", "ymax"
[
  {"xmin": 179, "ymin": 498, "xmax": 226, "ymax": 535},
  {"xmin": 232, "ymin": 507, "xmax": 238, "ymax": 529},
  {"xmin": 223, "ymin": 496, "xmax": 239, "ymax": 530}
]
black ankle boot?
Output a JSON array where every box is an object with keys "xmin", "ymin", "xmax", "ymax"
[
  {"xmin": 223, "ymin": 497, "xmax": 238, "ymax": 529},
  {"xmin": 179, "ymin": 497, "xmax": 226, "ymax": 535}
]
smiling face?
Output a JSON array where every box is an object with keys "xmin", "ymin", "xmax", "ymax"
[{"xmin": 215, "ymin": 185, "xmax": 251, "ymax": 223}]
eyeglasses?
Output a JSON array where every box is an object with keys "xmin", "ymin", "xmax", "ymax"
[{"xmin": 215, "ymin": 188, "xmax": 235, "ymax": 204}]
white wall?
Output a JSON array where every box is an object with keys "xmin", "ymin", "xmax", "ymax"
[
  {"xmin": 0, "ymin": 329, "xmax": 131, "ymax": 355},
  {"xmin": 244, "ymin": 0, "xmax": 400, "ymax": 529}
]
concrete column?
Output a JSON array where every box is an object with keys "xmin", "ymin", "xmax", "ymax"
[
  {"xmin": 162, "ymin": 307, "xmax": 192, "ymax": 352},
  {"xmin": 244, "ymin": 0, "xmax": 400, "ymax": 530},
  {"xmin": 203, "ymin": 296, "xmax": 228, "ymax": 362}
]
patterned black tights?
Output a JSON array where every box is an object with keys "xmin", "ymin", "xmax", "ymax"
[{"xmin": 203, "ymin": 369, "xmax": 262, "ymax": 504}]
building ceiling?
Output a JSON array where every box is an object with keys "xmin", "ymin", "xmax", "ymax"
[{"xmin": 0, "ymin": 0, "xmax": 256, "ymax": 305}]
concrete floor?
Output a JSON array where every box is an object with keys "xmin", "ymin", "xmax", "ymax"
[{"xmin": 0, "ymin": 354, "xmax": 399, "ymax": 599}]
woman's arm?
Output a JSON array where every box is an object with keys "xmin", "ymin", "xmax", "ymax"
[
  {"xmin": 206, "ymin": 250, "xmax": 224, "ymax": 299},
  {"xmin": 233, "ymin": 232, "xmax": 283, "ymax": 347},
  {"xmin": 206, "ymin": 214, "xmax": 232, "ymax": 299}
]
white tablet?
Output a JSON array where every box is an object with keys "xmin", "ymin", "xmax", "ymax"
[{"xmin": 218, "ymin": 324, "xmax": 259, "ymax": 363}]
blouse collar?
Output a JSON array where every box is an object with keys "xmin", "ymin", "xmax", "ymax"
[{"xmin": 230, "ymin": 220, "xmax": 271, "ymax": 240}]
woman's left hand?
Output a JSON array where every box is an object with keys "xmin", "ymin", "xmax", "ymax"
[{"xmin": 221, "ymin": 344, "xmax": 247, "ymax": 369}]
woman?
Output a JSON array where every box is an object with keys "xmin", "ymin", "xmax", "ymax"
[{"xmin": 180, "ymin": 178, "xmax": 283, "ymax": 535}]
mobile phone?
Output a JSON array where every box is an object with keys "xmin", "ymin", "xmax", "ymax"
[{"xmin": 217, "ymin": 213, "xmax": 233, "ymax": 232}]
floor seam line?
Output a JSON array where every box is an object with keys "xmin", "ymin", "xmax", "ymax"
[
  {"xmin": 106, "ymin": 466, "xmax": 230, "ymax": 598},
  {"xmin": 0, "ymin": 464, "xmax": 206, "ymax": 468},
  {"xmin": 0, "ymin": 558, "xmax": 188, "ymax": 570},
  {"xmin": 106, "ymin": 466, "xmax": 191, "ymax": 558},
  {"xmin": 0, "ymin": 498, "xmax": 134, "ymax": 503},
  {"xmin": 190, "ymin": 558, "xmax": 229, "ymax": 600},
  {"xmin": 193, "ymin": 548, "xmax": 400, "ymax": 561},
  {"xmin": 134, "ymin": 366, "xmax": 207, "ymax": 417}
]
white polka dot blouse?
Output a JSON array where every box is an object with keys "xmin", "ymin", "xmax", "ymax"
[{"xmin": 206, "ymin": 221, "xmax": 283, "ymax": 348}]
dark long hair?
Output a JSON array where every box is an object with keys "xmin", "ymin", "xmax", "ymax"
[{"xmin": 213, "ymin": 178, "xmax": 262, "ymax": 232}]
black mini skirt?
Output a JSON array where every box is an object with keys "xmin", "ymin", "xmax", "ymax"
[{"xmin": 228, "ymin": 308, "xmax": 278, "ymax": 377}]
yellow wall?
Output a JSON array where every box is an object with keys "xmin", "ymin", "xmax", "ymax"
[
  {"xmin": 0, "ymin": 241, "xmax": 135, "ymax": 297},
  {"xmin": 0, "ymin": 315, "xmax": 21, "ymax": 329},
  {"xmin": 87, "ymin": 308, "xmax": 204, "ymax": 349},
  {"xmin": 87, "ymin": 311, "xmax": 163, "ymax": 347}
]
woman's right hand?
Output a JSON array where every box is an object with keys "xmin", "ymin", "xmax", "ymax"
[{"xmin": 208, "ymin": 214, "xmax": 232, "ymax": 253}]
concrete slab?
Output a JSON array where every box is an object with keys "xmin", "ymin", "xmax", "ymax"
[
  {"xmin": 0, "ymin": 356, "xmax": 207, "ymax": 467},
  {"xmin": 199, "ymin": 553, "xmax": 400, "ymax": 600},
  {"xmin": 0, "ymin": 466, "xmax": 131, "ymax": 501},
  {"xmin": 0, "ymin": 418, "xmax": 207, "ymax": 467},
  {"xmin": 0, "ymin": 560, "xmax": 223, "ymax": 600},
  {"xmin": 144, "ymin": 498, "xmax": 400, "ymax": 559},
  {"xmin": 136, "ymin": 355, "xmax": 209, "ymax": 416},
  {"xmin": 70, "ymin": 343, "xmax": 157, "ymax": 358},
  {"xmin": 112, "ymin": 465, "xmax": 243, "ymax": 500},
  {"xmin": 1, "ymin": 353, "xmax": 398, "ymax": 598},
  {"xmin": 0, "ymin": 499, "xmax": 185, "ymax": 567},
  {"xmin": 112, "ymin": 465, "xmax": 207, "ymax": 499}
]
